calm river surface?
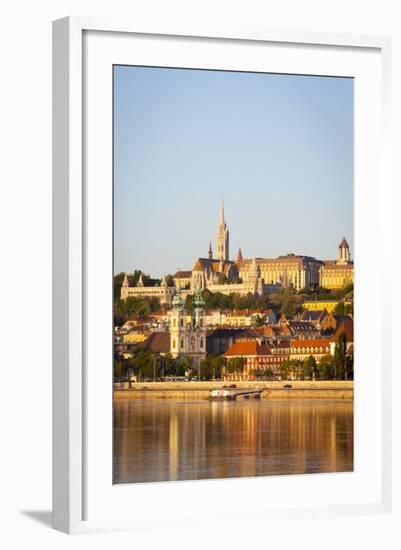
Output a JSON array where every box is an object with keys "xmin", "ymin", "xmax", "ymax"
[{"xmin": 113, "ymin": 398, "xmax": 353, "ymax": 484}]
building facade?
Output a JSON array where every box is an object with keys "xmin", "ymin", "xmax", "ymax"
[
  {"xmin": 319, "ymin": 238, "xmax": 354, "ymax": 289},
  {"xmin": 223, "ymin": 341, "xmax": 289, "ymax": 380},
  {"xmin": 238, "ymin": 254, "xmax": 322, "ymax": 291}
]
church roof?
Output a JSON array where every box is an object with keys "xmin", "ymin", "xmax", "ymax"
[
  {"xmin": 193, "ymin": 257, "xmax": 235, "ymax": 274},
  {"xmin": 137, "ymin": 332, "xmax": 171, "ymax": 354},
  {"xmin": 339, "ymin": 237, "xmax": 349, "ymax": 248},
  {"xmin": 173, "ymin": 270, "xmax": 192, "ymax": 278},
  {"xmin": 236, "ymin": 247, "xmax": 243, "ymax": 264}
]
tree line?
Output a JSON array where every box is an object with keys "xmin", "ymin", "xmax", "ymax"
[
  {"xmin": 114, "ymin": 349, "xmax": 225, "ymax": 382},
  {"xmin": 113, "ymin": 272, "xmax": 354, "ymax": 325}
]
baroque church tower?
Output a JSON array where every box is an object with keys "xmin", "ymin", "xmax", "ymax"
[
  {"xmin": 169, "ymin": 288, "xmax": 206, "ymax": 370},
  {"xmin": 216, "ymin": 200, "xmax": 229, "ymax": 261}
]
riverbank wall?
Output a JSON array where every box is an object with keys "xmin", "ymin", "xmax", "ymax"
[{"xmin": 113, "ymin": 381, "xmax": 354, "ymax": 400}]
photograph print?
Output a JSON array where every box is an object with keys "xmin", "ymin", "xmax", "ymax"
[{"xmin": 113, "ymin": 65, "xmax": 354, "ymax": 484}]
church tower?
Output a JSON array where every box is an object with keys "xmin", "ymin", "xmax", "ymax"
[
  {"xmin": 169, "ymin": 289, "xmax": 186, "ymax": 359},
  {"xmin": 169, "ymin": 288, "xmax": 206, "ymax": 371},
  {"xmin": 338, "ymin": 237, "xmax": 350, "ymax": 263},
  {"xmin": 216, "ymin": 200, "xmax": 229, "ymax": 261}
]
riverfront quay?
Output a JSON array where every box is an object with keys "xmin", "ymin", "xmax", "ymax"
[{"xmin": 113, "ymin": 380, "xmax": 354, "ymax": 400}]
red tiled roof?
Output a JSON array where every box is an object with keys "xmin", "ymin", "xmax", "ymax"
[
  {"xmin": 224, "ymin": 341, "xmax": 272, "ymax": 357},
  {"xmin": 291, "ymin": 339, "xmax": 330, "ymax": 349}
]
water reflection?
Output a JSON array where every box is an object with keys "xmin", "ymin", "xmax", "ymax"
[{"xmin": 113, "ymin": 399, "xmax": 353, "ymax": 484}]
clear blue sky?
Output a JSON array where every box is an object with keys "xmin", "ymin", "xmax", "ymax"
[{"xmin": 114, "ymin": 66, "xmax": 353, "ymax": 277}]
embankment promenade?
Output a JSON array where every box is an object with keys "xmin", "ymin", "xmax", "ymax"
[{"xmin": 114, "ymin": 380, "xmax": 353, "ymax": 400}]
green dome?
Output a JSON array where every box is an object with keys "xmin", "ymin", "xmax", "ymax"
[
  {"xmin": 193, "ymin": 288, "xmax": 205, "ymax": 309},
  {"xmin": 172, "ymin": 288, "xmax": 184, "ymax": 309}
]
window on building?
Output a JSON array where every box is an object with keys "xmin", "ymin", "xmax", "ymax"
[
  {"xmin": 173, "ymin": 319, "xmax": 176, "ymax": 328},
  {"xmin": 173, "ymin": 339, "xmax": 176, "ymax": 349},
  {"xmin": 200, "ymin": 338, "xmax": 204, "ymax": 349},
  {"xmin": 181, "ymin": 338, "xmax": 184, "ymax": 349},
  {"xmin": 180, "ymin": 318, "xmax": 184, "ymax": 328}
]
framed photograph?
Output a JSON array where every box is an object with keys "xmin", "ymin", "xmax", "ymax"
[{"xmin": 53, "ymin": 17, "xmax": 392, "ymax": 534}]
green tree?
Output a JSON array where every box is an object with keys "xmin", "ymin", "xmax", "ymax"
[
  {"xmin": 114, "ymin": 273, "xmax": 126, "ymax": 301},
  {"xmin": 225, "ymin": 357, "xmax": 245, "ymax": 379},
  {"xmin": 333, "ymin": 302, "xmax": 345, "ymax": 316},
  {"xmin": 201, "ymin": 354, "xmax": 224, "ymax": 380},
  {"xmin": 344, "ymin": 303, "xmax": 353, "ymax": 316},
  {"xmin": 317, "ymin": 354, "xmax": 335, "ymax": 380},
  {"xmin": 175, "ymin": 356, "xmax": 193, "ymax": 378},
  {"xmin": 303, "ymin": 355, "xmax": 317, "ymax": 380},
  {"xmin": 250, "ymin": 368, "xmax": 273, "ymax": 380},
  {"xmin": 165, "ymin": 274, "xmax": 175, "ymax": 287},
  {"xmin": 334, "ymin": 332, "xmax": 347, "ymax": 380},
  {"xmin": 253, "ymin": 314, "xmax": 265, "ymax": 327},
  {"xmin": 345, "ymin": 347, "xmax": 354, "ymax": 380},
  {"xmin": 113, "ymin": 357, "xmax": 124, "ymax": 380},
  {"xmin": 218, "ymin": 273, "xmax": 229, "ymax": 285},
  {"xmin": 279, "ymin": 361, "xmax": 290, "ymax": 380},
  {"xmin": 134, "ymin": 349, "xmax": 155, "ymax": 380}
]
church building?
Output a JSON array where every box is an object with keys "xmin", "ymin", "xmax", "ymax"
[{"xmin": 169, "ymin": 288, "xmax": 207, "ymax": 369}]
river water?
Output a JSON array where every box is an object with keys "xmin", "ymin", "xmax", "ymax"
[{"xmin": 113, "ymin": 398, "xmax": 353, "ymax": 484}]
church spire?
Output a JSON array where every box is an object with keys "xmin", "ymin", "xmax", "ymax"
[
  {"xmin": 122, "ymin": 273, "xmax": 130, "ymax": 287},
  {"xmin": 137, "ymin": 273, "xmax": 145, "ymax": 287},
  {"xmin": 216, "ymin": 199, "xmax": 229, "ymax": 261},
  {"xmin": 236, "ymin": 247, "xmax": 243, "ymax": 266},
  {"xmin": 208, "ymin": 241, "xmax": 213, "ymax": 260},
  {"xmin": 219, "ymin": 200, "xmax": 225, "ymax": 226}
]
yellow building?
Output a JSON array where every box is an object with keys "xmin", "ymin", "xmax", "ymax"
[
  {"xmin": 303, "ymin": 299, "xmax": 352, "ymax": 313},
  {"xmin": 122, "ymin": 331, "xmax": 148, "ymax": 343},
  {"xmin": 173, "ymin": 270, "xmax": 192, "ymax": 289},
  {"xmin": 238, "ymin": 253, "xmax": 322, "ymax": 291},
  {"xmin": 320, "ymin": 238, "xmax": 354, "ymax": 289}
]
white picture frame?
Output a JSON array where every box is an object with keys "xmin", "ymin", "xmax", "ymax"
[{"xmin": 52, "ymin": 16, "xmax": 392, "ymax": 534}]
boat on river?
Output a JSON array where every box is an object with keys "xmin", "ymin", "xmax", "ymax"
[{"xmin": 209, "ymin": 387, "xmax": 265, "ymax": 401}]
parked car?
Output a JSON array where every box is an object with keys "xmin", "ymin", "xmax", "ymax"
[{"xmin": 283, "ymin": 384, "xmax": 293, "ymax": 389}]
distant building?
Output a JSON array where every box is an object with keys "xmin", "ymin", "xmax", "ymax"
[
  {"xmin": 120, "ymin": 273, "xmax": 175, "ymax": 305},
  {"xmin": 120, "ymin": 204, "xmax": 353, "ymax": 304},
  {"xmin": 238, "ymin": 254, "xmax": 322, "ymax": 291},
  {"xmin": 329, "ymin": 319, "xmax": 354, "ymax": 355},
  {"xmin": 320, "ymin": 238, "xmax": 354, "ymax": 289},
  {"xmin": 173, "ymin": 271, "xmax": 192, "ymax": 289},
  {"xmin": 224, "ymin": 341, "xmax": 289, "ymax": 380},
  {"xmin": 299, "ymin": 309, "xmax": 327, "ymax": 327},
  {"xmin": 303, "ymin": 299, "xmax": 352, "ymax": 313},
  {"xmin": 278, "ymin": 318, "xmax": 321, "ymax": 340},
  {"xmin": 289, "ymin": 339, "xmax": 331, "ymax": 362},
  {"xmin": 224, "ymin": 309, "xmax": 277, "ymax": 327}
]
